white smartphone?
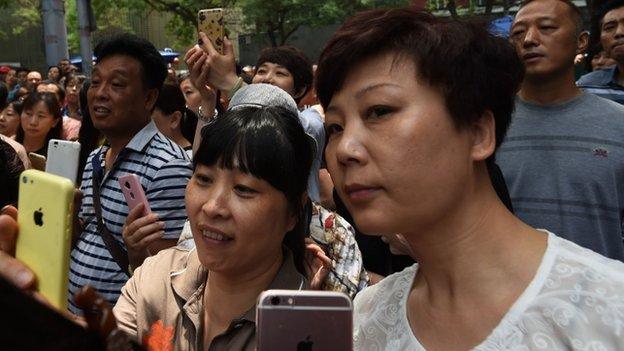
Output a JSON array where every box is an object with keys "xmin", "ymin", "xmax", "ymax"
[
  {"xmin": 256, "ymin": 290, "xmax": 353, "ymax": 350},
  {"xmin": 45, "ymin": 139, "xmax": 81, "ymax": 185}
]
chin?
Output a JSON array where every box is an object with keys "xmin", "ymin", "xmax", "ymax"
[{"xmin": 351, "ymin": 209, "xmax": 400, "ymax": 236}]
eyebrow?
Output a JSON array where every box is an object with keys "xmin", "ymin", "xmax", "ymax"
[{"xmin": 355, "ymin": 83, "xmax": 402, "ymax": 99}]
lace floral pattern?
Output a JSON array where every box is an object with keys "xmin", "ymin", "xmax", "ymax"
[{"xmin": 353, "ymin": 232, "xmax": 624, "ymax": 350}]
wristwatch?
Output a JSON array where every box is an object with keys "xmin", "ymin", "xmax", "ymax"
[{"xmin": 198, "ymin": 105, "xmax": 217, "ymax": 124}]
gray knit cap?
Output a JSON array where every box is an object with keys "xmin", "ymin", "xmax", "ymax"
[{"xmin": 227, "ymin": 83, "xmax": 299, "ymax": 115}]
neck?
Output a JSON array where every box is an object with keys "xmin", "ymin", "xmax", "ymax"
[
  {"xmin": 22, "ymin": 136, "xmax": 45, "ymax": 153},
  {"xmin": 518, "ymin": 68, "xmax": 581, "ymax": 105},
  {"xmin": 203, "ymin": 249, "xmax": 284, "ymax": 324},
  {"xmin": 404, "ymin": 169, "xmax": 547, "ymax": 308},
  {"xmin": 105, "ymin": 121, "xmax": 148, "ymax": 160},
  {"xmin": 171, "ymin": 133, "xmax": 191, "ymax": 149}
]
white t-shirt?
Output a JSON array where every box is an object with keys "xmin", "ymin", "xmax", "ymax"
[{"xmin": 353, "ymin": 232, "xmax": 624, "ymax": 350}]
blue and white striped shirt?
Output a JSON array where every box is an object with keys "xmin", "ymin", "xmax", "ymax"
[
  {"xmin": 577, "ymin": 66, "xmax": 624, "ymax": 105},
  {"xmin": 68, "ymin": 121, "xmax": 192, "ymax": 313}
]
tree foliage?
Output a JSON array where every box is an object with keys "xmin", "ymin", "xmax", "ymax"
[{"xmin": 237, "ymin": 0, "xmax": 412, "ymax": 46}]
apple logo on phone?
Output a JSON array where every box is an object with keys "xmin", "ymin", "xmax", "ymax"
[
  {"xmin": 297, "ymin": 335, "xmax": 313, "ymax": 351},
  {"xmin": 33, "ymin": 208, "xmax": 44, "ymax": 226}
]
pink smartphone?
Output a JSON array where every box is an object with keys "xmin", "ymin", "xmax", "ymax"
[
  {"xmin": 256, "ymin": 290, "xmax": 353, "ymax": 350},
  {"xmin": 118, "ymin": 174, "xmax": 151, "ymax": 216}
]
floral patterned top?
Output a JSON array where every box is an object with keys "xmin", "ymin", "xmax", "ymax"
[{"xmin": 353, "ymin": 231, "xmax": 624, "ymax": 350}]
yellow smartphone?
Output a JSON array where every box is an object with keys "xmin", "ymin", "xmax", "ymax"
[
  {"xmin": 16, "ymin": 169, "xmax": 74, "ymax": 310},
  {"xmin": 198, "ymin": 8, "xmax": 225, "ymax": 54}
]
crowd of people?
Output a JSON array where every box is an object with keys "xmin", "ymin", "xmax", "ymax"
[{"xmin": 0, "ymin": 0, "xmax": 624, "ymax": 349}]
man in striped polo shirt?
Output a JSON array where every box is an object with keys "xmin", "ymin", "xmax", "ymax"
[
  {"xmin": 577, "ymin": 1, "xmax": 624, "ymax": 104},
  {"xmin": 68, "ymin": 34, "xmax": 192, "ymax": 313},
  {"xmin": 499, "ymin": 0, "xmax": 624, "ymax": 261}
]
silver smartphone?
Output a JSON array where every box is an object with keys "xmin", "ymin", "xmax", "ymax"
[
  {"xmin": 45, "ymin": 139, "xmax": 81, "ymax": 185},
  {"xmin": 256, "ymin": 290, "xmax": 353, "ymax": 351}
]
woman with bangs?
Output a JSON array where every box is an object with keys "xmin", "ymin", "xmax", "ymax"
[
  {"xmin": 112, "ymin": 102, "xmax": 315, "ymax": 350},
  {"xmin": 15, "ymin": 92, "xmax": 62, "ymax": 156}
]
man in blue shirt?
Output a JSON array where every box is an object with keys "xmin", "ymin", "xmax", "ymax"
[{"xmin": 577, "ymin": 0, "xmax": 624, "ymax": 104}]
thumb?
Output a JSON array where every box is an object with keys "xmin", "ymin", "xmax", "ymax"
[{"xmin": 224, "ymin": 36, "xmax": 234, "ymax": 58}]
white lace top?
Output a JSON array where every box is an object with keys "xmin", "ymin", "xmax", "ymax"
[{"xmin": 353, "ymin": 232, "xmax": 624, "ymax": 350}]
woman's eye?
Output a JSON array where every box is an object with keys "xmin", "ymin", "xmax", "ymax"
[
  {"xmin": 367, "ymin": 106, "xmax": 393, "ymax": 119},
  {"xmin": 325, "ymin": 123, "xmax": 343, "ymax": 137},
  {"xmin": 234, "ymin": 185, "xmax": 257, "ymax": 196},
  {"xmin": 194, "ymin": 174, "xmax": 212, "ymax": 185}
]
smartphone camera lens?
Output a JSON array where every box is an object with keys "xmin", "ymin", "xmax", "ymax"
[
  {"xmin": 270, "ymin": 296, "xmax": 280, "ymax": 306},
  {"xmin": 125, "ymin": 181, "xmax": 131, "ymax": 189},
  {"xmin": 22, "ymin": 176, "xmax": 27, "ymax": 184}
]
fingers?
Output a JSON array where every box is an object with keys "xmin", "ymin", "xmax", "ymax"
[
  {"xmin": 123, "ymin": 214, "xmax": 163, "ymax": 246},
  {"xmin": 74, "ymin": 285, "xmax": 118, "ymax": 339},
  {"xmin": 0, "ymin": 250, "xmax": 36, "ymax": 290},
  {"xmin": 1, "ymin": 205, "xmax": 18, "ymax": 219},
  {"xmin": 199, "ymin": 31, "xmax": 219, "ymax": 56},
  {"xmin": 223, "ymin": 36, "xmax": 234, "ymax": 57},
  {"xmin": 125, "ymin": 203, "xmax": 146, "ymax": 224},
  {"xmin": 0, "ymin": 211, "xmax": 18, "ymax": 256}
]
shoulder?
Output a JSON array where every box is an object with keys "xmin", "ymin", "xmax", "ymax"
[
  {"xmin": 144, "ymin": 132, "xmax": 192, "ymax": 164},
  {"xmin": 584, "ymin": 93, "xmax": 624, "ymax": 113},
  {"xmin": 500, "ymin": 234, "xmax": 624, "ymax": 349},
  {"xmin": 131, "ymin": 246, "xmax": 194, "ymax": 285},
  {"xmin": 550, "ymin": 234, "xmax": 624, "ymax": 283},
  {"xmin": 298, "ymin": 108, "xmax": 324, "ymax": 134},
  {"xmin": 354, "ymin": 264, "xmax": 417, "ymax": 314},
  {"xmin": 353, "ymin": 264, "xmax": 419, "ymax": 350},
  {"xmin": 577, "ymin": 68, "xmax": 614, "ymax": 86}
]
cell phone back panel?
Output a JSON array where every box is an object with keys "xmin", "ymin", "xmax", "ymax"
[
  {"xmin": 16, "ymin": 170, "xmax": 74, "ymax": 310},
  {"xmin": 257, "ymin": 290, "xmax": 353, "ymax": 351},
  {"xmin": 198, "ymin": 8, "xmax": 225, "ymax": 54},
  {"xmin": 45, "ymin": 139, "xmax": 81, "ymax": 185}
]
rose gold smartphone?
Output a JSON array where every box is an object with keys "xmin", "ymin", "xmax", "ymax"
[
  {"xmin": 256, "ymin": 290, "xmax": 353, "ymax": 351},
  {"xmin": 118, "ymin": 174, "xmax": 151, "ymax": 216},
  {"xmin": 198, "ymin": 8, "xmax": 225, "ymax": 54}
]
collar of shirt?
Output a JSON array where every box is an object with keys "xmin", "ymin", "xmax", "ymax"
[
  {"xmin": 607, "ymin": 65, "xmax": 621, "ymax": 86},
  {"xmin": 169, "ymin": 246, "xmax": 307, "ymax": 331}
]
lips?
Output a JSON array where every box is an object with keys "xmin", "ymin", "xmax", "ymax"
[
  {"xmin": 92, "ymin": 104, "xmax": 112, "ymax": 118},
  {"xmin": 199, "ymin": 224, "xmax": 233, "ymax": 244},
  {"xmin": 522, "ymin": 52, "xmax": 544, "ymax": 61},
  {"xmin": 344, "ymin": 183, "xmax": 381, "ymax": 203}
]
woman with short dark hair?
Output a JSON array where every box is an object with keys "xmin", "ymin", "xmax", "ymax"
[{"xmin": 316, "ymin": 7, "xmax": 624, "ymax": 350}]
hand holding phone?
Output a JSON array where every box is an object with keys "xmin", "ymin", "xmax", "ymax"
[
  {"xmin": 118, "ymin": 174, "xmax": 151, "ymax": 217},
  {"xmin": 198, "ymin": 8, "xmax": 224, "ymax": 54}
]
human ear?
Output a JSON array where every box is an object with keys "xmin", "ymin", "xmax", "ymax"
[
  {"xmin": 145, "ymin": 89, "xmax": 159, "ymax": 112},
  {"xmin": 470, "ymin": 110, "xmax": 496, "ymax": 162},
  {"xmin": 170, "ymin": 111, "xmax": 183, "ymax": 130},
  {"xmin": 577, "ymin": 30, "xmax": 589, "ymax": 54}
]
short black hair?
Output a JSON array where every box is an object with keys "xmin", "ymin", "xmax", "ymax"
[
  {"xmin": 93, "ymin": 33, "xmax": 167, "ymax": 91},
  {"xmin": 38, "ymin": 80, "xmax": 65, "ymax": 103},
  {"xmin": 194, "ymin": 106, "xmax": 315, "ymax": 274},
  {"xmin": 599, "ymin": 0, "xmax": 624, "ymax": 24},
  {"xmin": 520, "ymin": 0, "xmax": 584, "ymax": 34},
  {"xmin": 15, "ymin": 67, "xmax": 29, "ymax": 74},
  {"xmin": 316, "ymin": 8, "xmax": 524, "ymax": 162},
  {"xmin": 155, "ymin": 83, "xmax": 186, "ymax": 116},
  {"xmin": 255, "ymin": 46, "xmax": 313, "ymax": 103}
]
